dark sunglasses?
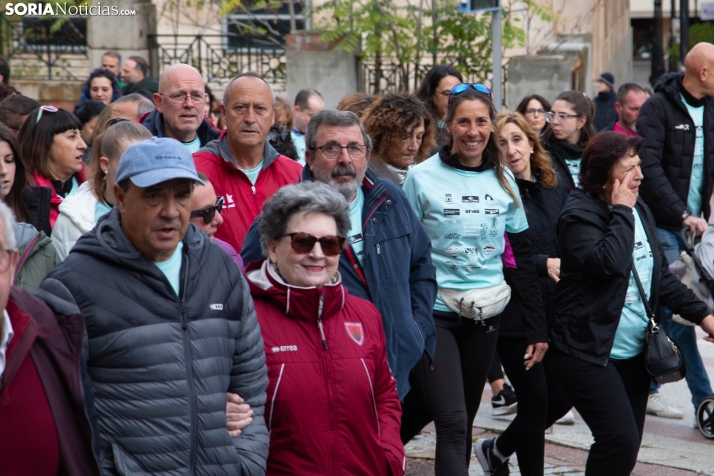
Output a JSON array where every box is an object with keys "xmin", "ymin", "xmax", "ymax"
[
  {"xmin": 449, "ymin": 83, "xmax": 492, "ymax": 102},
  {"xmin": 281, "ymin": 232, "xmax": 346, "ymax": 256},
  {"xmin": 190, "ymin": 197, "xmax": 224, "ymax": 224}
]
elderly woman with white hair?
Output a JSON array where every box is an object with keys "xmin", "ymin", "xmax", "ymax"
[{"xmin": 244, "ymin": 181, "xmax": 405, "ymax": 476}]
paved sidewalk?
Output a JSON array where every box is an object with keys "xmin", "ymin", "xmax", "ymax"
[{"xmin": 405, "ymin": 327, "xmax": 714, "ymax": 475}]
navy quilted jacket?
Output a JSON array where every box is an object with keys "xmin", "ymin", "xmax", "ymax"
[{"xmin": 39, "ymin": 208, "xmax": 269, "ymax": 475}]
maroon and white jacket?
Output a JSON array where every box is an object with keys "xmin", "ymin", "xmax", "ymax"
[{"xmin": 245, "ymin": 260, "xmax": 406, "ymax": 476}]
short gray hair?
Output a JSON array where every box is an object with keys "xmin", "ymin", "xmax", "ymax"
[
  {"xmin": 0, "ymin": 201, "xmax": 16, "ymax": 250},
  {"xmin": 305, "ymin": 109, "xmax": 373, "ymax": 152},
  {"xmin": 224, "ymin": 71, "xmax": 276, "ymax": 107},
  {"xmin": 114, "ymin": 94, "xmax": 155, "ymax": 115},
  {"xmin": 258, "ymin": 182, "xmax": 350, "ymax": 255}
]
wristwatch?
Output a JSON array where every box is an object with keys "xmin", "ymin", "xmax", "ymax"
[{"xmin": 682, "ymin": 210, "xmax": 691, "ymax": 221}]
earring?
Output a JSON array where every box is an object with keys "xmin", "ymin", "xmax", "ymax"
[
  {"xmin": 103, "ymin": 169, "xmax": 108, "ymax": 175},
  {"xmin": 530, "ymin": 149, "xmax": 534, "ymax": 154}
]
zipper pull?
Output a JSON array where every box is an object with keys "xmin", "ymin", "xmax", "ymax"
[
  {"xmin": 376, "ymin": 243, "xmax": 380, "ymax": 254},
  {"xmin": 317, "ymin": 319, "xmax": 328, "ymax": 350},
  {"xmin": 251, "ymin": 185, "xmax": 256, "ymax": 195}
]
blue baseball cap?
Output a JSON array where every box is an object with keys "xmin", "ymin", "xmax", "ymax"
[{"xmin": 115, "ymin": 137, "xmax": 204, "ymax": 188}]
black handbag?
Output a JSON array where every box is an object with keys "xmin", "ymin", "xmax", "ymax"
[{"xmin": 631, "ymin": 266, "xmax": 686, "ymax": 384}]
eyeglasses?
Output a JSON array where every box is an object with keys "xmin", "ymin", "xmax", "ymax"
[
  {"xmin": 435, "ymin": 89, "xmax": 453, "ymax": 98},
  {"xmin": 160, "ymin": 92, "xmax": 206, "ymax": 105},
  {"xmin": 314, "ymin": 144, "xmax": 368, "ymax": 160},
  {"xmin": 36, "ymin": 105, "xmax": 59, "ymax": 123},
  {"xmin": 546, "ymin": 111, "xmax": 581, "ymax": 123},
  {"xmin": 525, "ymin": 108, "xmax": 546, "ymax": 116},
  {"xmin": 190, "ymin": 197, "xmax": 224, "ymax": 224},
  {"xmin": 450, "ymin": 83, "xmax": 492, "ymax": 98},
  {"xmin": 0, "ymin": 249, "xmax": 14, "ymax": 273},
  {"xmin": 280, "ymin": 232, "xmax": 346, "ymax": 256}
]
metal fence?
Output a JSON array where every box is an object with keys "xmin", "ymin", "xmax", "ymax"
[
  {"xmin": 0, "ymin": 15, "xmax": 88, "ymax": 80},
  {"xmin": 360, "ymin": 60, "xmax": 492, "ymax": 95},
  {"xmin": 148, "ymin": 34, "xmax": 286, "ymax": 86}
]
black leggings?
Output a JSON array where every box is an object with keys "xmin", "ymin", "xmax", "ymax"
[
  {"xmin": 488, "ymin": 352, "xmax": 505, "ymax": 383},
  {"xmin": 551, "ymin": 349, "xmax": 651, "ymax": 475},
  {"xmin": 494, "ymin": 337, "xmax": 572, "ymax": 476},
  {"xmin": 404, "ymin": 316, "xmax": 500, "ymax": 476}
]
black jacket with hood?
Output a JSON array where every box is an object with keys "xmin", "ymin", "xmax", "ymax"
[
  {"xmin": 38, "ymin": 208, "xmax": 269, "ymax": 475},
  {"xmin": 550, "ymin": 189, "xmax": 708, "ymax": 366},
  {"xmin": 138, "ymin": 109, "xmax": 220, "ymax": 147},
  {"xmin": 636, "ymin": 72, "xmax": 714, "ymax": 229}
]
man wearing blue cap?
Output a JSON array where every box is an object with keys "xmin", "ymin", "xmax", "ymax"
[{"xmin": 37, "ymin": 137, "xmax": 269, "ymax": 475}]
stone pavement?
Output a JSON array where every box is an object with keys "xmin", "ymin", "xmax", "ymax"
[{"xmin": 405, "ymin": 327, "xmax": 714, "ymax": 475}]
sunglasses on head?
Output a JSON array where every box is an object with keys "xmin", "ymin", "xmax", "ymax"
[
  {"xmin": 190, "ymin": 197, "xmax": 224, "ymax": 224},
  {"xmin": 281, "ymin": 232, "xmax": 346, "ymax": 256},
  {"xmin": 449, "ymin": 83, "xmax": 492, "ymax": 102},
  {"xmin": 36, "ymin": 105, "xmax": 59, "ymax": 123}
]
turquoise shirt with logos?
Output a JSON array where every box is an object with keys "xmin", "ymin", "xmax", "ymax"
[
  {"xmin": 94, "ymin": 200, "xmax": 112, "ymax": 222},
  {"xmin": 403, "ymin": 154, "xmax": 529, "ymax": 312},
  {"xmin": 346, "ymin": 188, "xmax": 366, "ymax": 265},
  {"xmin": 292, "ymin": 130, "xmax": 307, "ymax": 166},
  {"xmin": 183, "ymin": 136, "xmax": 201, "ymax": 154},
  {"xmin": 154, "ymin": 241, "xmax": 183, "ymax": 296},
  {"xmin": 242, "ymin": 161, "xmax": 264, "ymax": 185},
  {"xmin": 610, "ymin": 208, "xmax": 653, "ymax": 360},
  {"xmin": 564, "ymin": 158, "xmax": 581, "ymax": 187},
  {"xmin": 682, "ymin": 93, "xmax": 705, "ymax": 218}
]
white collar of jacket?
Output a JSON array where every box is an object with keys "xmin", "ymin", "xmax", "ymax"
[{"xmin": 57, "ymin": 181, "xmax": 98, "ymax": 233}]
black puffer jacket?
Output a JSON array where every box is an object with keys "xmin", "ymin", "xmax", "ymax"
[
  {"xmin": 636, "ymin": 72, "xmax": 714, "ymax": 229},
  {"xmin": 550, "ymin": 189, "xmax": 708, "ymax": 366},
  {"xmin": 594, "ymin": 89, "xmax": 618, "ymax": 132},
  {"xmin": 499, "ymin": 176, "xmax": 570, "ymax": 337},
  {"xmin": 39, "ymin": 208, "xmax": 269, "ymax": 475}
]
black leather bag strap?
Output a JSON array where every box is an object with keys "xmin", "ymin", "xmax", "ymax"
[{"xmin": 631, "ymin": 265, "xmax": 657, "ymax": 329}]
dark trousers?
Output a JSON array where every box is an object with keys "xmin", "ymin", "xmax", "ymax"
[
  {"xmin": 551, "ymin": 349, "xmax": 651, "ymax": 475},
  {"xmin": 495, "ymin": 338, "xmax": 572, "ymax": 476},
  {"xmin": 400, "ymin": 317, "xmax": 499, "ymax": 476}
]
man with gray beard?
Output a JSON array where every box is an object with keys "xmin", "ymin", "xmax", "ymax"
[{"xmin": 241, "ymin": 109, "xmax": 437, "ymax": 410}]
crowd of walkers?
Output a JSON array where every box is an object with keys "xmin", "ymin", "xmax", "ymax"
[{"xmin": 1, "ymin": 42, "xmax": 714, "ymax": 476}]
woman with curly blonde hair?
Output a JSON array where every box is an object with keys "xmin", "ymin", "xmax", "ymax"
[{"xmin": 362, "ymin": 93, "xmax": 436, "ymax": 187}]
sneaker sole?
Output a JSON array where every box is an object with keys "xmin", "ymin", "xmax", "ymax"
[
  {"xmin": 492, "ymin": 402, "xmax": 518, "ymax": 416},
  {"xmin": 646, "ymin": 410, "xmax": 684, "ymax": 419},
  {"xmin": 474, "ymin": 439, "xmax": 493, "ymax": 473}
]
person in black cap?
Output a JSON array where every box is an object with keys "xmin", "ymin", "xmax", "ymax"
[{"xmin": 593, "ymin": 72, "xmax": 618, "ymax": 132}]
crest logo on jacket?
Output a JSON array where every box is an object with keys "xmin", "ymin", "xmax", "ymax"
[
  {"xmin": 223, "ymin": 194, "xmax": 236, "ymax": 210},
  {"xmin": 345, "ymin": 322, "xmax": 365, "ymax": 346}
]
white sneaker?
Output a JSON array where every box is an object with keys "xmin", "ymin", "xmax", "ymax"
[
  {"xmin": 555, "ymin": 409, "xmax": 575, "ymax": 425},
  {"xmin": 647, "ymin": 394, "xmax": 684, "ymax": 419}
]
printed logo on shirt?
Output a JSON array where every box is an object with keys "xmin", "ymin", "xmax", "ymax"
[
  {"xmin": 636, "ymin": 255, "xmax": 647, "ymax": 262},
  {"xmin": 674, "ymin": 124, "xmax": 690, "ymax": 131},
  {"xmin": 224, "ymin": 194, "xmax": 236, "ymax": 210},
  {"xmin": 464, "ymin": 247, "xmax": 478, "ymax": 254},
  {"xmin": 444, "ymin": 233, "xmax": 461, "ymax": 239},
  {"xmin": 210, "ymin": 303, "xmax": 223, "ymax": 311},
  {"xmin": 465, "ymin": 210, "xmax": 480, "ymax": 214},
  {"xmin": 634, "ymin": 241, "xmax": 643, "ymax": 250},
  {"xmin": 485, "ymin": 194, "xmax": 494, "ymax": 201},
  {"xmin": 462, "ymin": 195, "xmax": 479, "ymax": 203},
  {"xmin": 624, "ymin": 293, "xmax": 638, "ymax": 306},
  {"xmin": 483, "ymin": 243, "xmax": 496, "ymax": 254},
  {"xmin": 445, "ymin": 219, "xmax": 462, "ymax": 225},
  {"xmin": 349, "ymin": 233, "xmax": 364, "ymax": 244},
  {"xmin": 271, "ymin": 345, "xmax": 299, "ymax": 353},
  {"xmin": 490, "ymin": 218, "xmax": 498, "ymax": 237},
  {"xmin": 445, "ymin": 245, "xmax": 463, "ymax": 258},
  {"xmin": 445, "ymin": 260, "xmax": 459, "ymax": 272},
  {"xmin": 444, "ymin": 209, "xmax": 461, "ymax": 216},
  {"xmin": 465, "ymin": 265, "xmax": 477, "ymax": 272},
  {"xmin": 485, "ymin": 208, "xmax": 500, "ymax": 215},
  {"xmin": 445, "ymin": 194, "xmax": 453, "ymax": 202},
  {"xmin": 345, "ymin": 322, "xmax": 365, "ymax": 346}
]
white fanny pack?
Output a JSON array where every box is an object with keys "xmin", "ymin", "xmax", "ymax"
[{"xmin": 439, "ymin": 281, "xmax": 511, "ymax": 321}]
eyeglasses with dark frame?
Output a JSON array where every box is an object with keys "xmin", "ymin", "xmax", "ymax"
[
  {"xmin": 190, "ymin": 197, "xmax": 224, "ymax": 225},
  {"xmin": 160, "ymin": 92, "xmax": 206, "ymax": 105},
  {"xmin": 525, "ymin": 108, "xmax": 546, "ymax": 116},
  {"xmin": 280, "ymin": 232, "xmax": 346, "ymax": 256},
  {"xmin": 313, "ymin": 144, "xmax": 368, "ymax": 160},
  {"xmin": 435, "ymin": 89, "xmax": 453, "ymax": 98}
]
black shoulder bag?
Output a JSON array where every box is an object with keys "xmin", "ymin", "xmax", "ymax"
[{"xmin": 631, "ymin": 266, "xmax": 686, "ymax": 384}]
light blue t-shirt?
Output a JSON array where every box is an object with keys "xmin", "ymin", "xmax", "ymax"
[
  {"xmin": 154, "ymin": 241, "xmax": 183, "ymax": 296},
  {"xmin": 611, "ymin": 208, "xmax": 653, "ymax": 360},
  {"xmin": 94, "ymin": 200, "xmax": 112, "ymax": 222},
  {"xmin": 346, "ymin": 188, "xmax": 365, "ymax": 264},
  {"xmin": 242, "ymin": 161, "xmax": 264, "ymax": 185},
  {"xmin": 403, "ymin": 154, "xmax": 529, "ymax": 312},
  {"xmin": 683, "ymin": 94, "xmax": 705, "ymax": 218},
  {"xmin": 183, "ymin": 136, "xmax": 201, "ymax": 154},
  {"xmin": 565, "ymin": 158, "xmax": 581, "ymax": 187},
  {"xmin": 292, "ymin": 130, "xmax": 306, "ymax": 166}
]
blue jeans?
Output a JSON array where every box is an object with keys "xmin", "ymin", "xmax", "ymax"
[{"xmin": 649, "ymin": 228, "xmax": 714, "ymax": 406}]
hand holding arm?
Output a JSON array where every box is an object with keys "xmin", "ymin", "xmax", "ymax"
[
  {"xmin": 546, "ymin": 258, "xmax": 560, "ymax": 283},
  {"xmin": 524, "ymin": 342, "xmax": 549, "ymax": 369},
  {"xmin": 700, "ymin": 315, "xmax": 714, "ymax": 344},
  {"xmin": 226, "ymin": 392, "xmax": 253, "ymax": 437}
]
